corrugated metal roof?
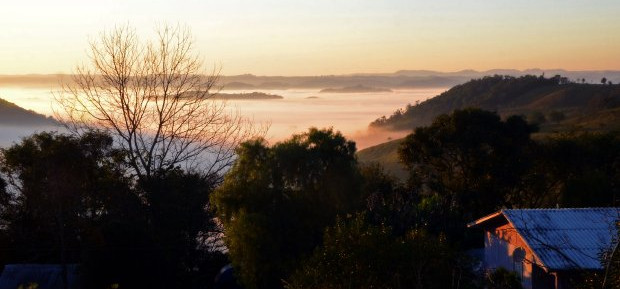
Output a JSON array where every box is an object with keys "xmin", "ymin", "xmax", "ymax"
[{"xmin": 502, "ymin": 208, "xmax": 620, "ymax": 271}]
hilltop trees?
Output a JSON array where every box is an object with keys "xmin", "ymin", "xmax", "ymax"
[
  {"xmin": 55, "ymin": 24, "xmax": 260, "ymax": 183},
  {"xmin": 370, "ymin": 75, "xmax": 565, "ymax": 130}
]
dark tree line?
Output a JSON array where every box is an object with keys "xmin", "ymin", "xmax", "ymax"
[
  {"xmin": 0, "ymin": 131, "xmax": 227, "ymax": 289},
  {"xmin": 1, "ymin": 108, "xmax": 618, "ymax": 289},
  {"xmin": 213, "ymin": 109, "xmax": 619, "ymax": 289}
]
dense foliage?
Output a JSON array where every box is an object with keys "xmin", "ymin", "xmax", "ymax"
[
  {"xmin": 0, "ymin": 131, "xmax": 133, "ymax": 265},
  {"xmin": 286, "ymin": 214, "xmax": 456, "ymax": 289},
  {"xmin": 1, "ymin": 106, "xmax": 619, "ymax": 289},
  {"xmin": 211, "ymin": 128, "xmax": 364, "ymax": 289},
  {"xmin": 0, "ymin": 132, "xmax": 226, "ymax": 289},
  {"xmin": 398, "ymin": 109, "xmax": 536, "ymax": 245}
]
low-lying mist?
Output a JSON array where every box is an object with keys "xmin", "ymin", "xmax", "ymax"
[{"xmin": 0, "ymin": 87, "xmax": 444, "ymax": 149}]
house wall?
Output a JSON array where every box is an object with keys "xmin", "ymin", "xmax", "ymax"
[{"xmin": 484, "ymin": 223, "xmax": 545, "ymax": 289}]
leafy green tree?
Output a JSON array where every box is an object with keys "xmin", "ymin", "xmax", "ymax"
[
  {"xmin": 0, "ymin": 131, "xmax": 227, "ymax": 289},
  {"xmin": 533, "ymin": 132, "xmax": 620, "ymax": 207},
  {"xmin": 286, "ymin": 214, "xmax": 458, "ymax": 289},
  {"xmin": 211, "ymin": 128, "xmax": 363, "ymax": 289},
  {"xmin": 399, "ymin": 109, "xmax": 536, "ymax": 227},
  {"xmin": 0, "ymin": 131, "xmax": 133, "ymax": 265},
  {"xmin": 0, "ymin": 131, "xmax": 157, "ymax": 288}
]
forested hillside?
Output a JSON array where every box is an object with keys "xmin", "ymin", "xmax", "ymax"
[
  {"xmin": 361, "ymin": 75, "xmax": 620, "ymax": 181},
  {"xmin": 370, "ymin": 75, "xmax": 620, "ymax": 133}
]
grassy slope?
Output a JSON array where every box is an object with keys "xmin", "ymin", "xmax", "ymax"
[
  {"xmin": 360, "ymin": 76, "xmax": 620, "ymax": 181},
  {"xmin": 356, "ymin": 138, "xmax": 407, "ymax": 181},
  {"xmin": 370, "ymin": 75, "xmax": 620, "ymax": 131}
]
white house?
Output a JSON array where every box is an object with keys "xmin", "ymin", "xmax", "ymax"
[{"xmin": 468, "ymin": 208, "xmax": 620, "ymax": 289}]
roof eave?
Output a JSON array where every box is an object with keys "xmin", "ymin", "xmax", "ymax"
[{"xmin": 467, "ymin": 211, "xmax": 503, "ymax": 228}]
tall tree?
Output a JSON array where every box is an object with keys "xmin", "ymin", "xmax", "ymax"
[
  {"xmin": 399, "ymin": 109, "xmax": 536, "ymax": 236},
  {"xmin": 0, "ymin": 131, "xmax": 227, "ymax": 289},
  {"xmin": 534, "ymin": 132, "xmax": 620, "ymax": 207},
  {"xmin": 211, "ymin": 128, "xmax": 363, "ymax": 289},
  {"xmin": 0, "ymin": 131, "xmax": 135, "ymax": 265},
  {"xmin": 55, "ymin": 24, "xmax": 261, "ymax": 182}
]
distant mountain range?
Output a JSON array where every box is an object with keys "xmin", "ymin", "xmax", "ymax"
[
  {"xmin": 218, "ymin": 70, "xmax": 620, "ymax": 90},
  {"xmin": 3, "ymin": 69, "xmax": 620, "ymax": 90},
  {"xmin": 182, "ymin": 91, "xmax": 283, "ymax": 99},
  {"xmin": 320, "ymin": 85, "xmax": 392, "ymax": 93}
]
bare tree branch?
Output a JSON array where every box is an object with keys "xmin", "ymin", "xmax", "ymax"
[{"xmin": 54, "ymin": 24, "xmax": 264, "ymax": 182}]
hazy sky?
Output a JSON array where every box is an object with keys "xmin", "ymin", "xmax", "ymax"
[{"xmin": 1, "ymin": 0, "xmax": 619, "ymax": 75}]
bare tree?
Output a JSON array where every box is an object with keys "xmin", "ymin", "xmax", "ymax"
[{"xmin": 55, "ymin": 24, "xmax": 261, "ymax": 182}]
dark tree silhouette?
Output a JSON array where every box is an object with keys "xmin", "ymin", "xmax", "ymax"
[
  {"xmin": 211, "ymin": 128, "xmax": 363, "ymax": 289},
  {"xmin": 55, "ymin": 24, "xmax": 262, "ymax": 183}
]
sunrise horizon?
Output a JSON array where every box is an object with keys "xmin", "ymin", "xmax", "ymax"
[{"xmin": 3, "ymin": 0, "xmax": 619, "ymax": 76}]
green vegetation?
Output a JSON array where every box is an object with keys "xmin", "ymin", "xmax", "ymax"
[
  {"xmin": 2, "ymin": 74, "xmax": 619, "ymax": 289},
  {"xmin": 361, "ymin": 75, "xmax": 620, "ymax": 180},
  {"xmin": 399, "ymin": 109, "xmax": 537, "ymax": 227},
  {"xmin": 1, "ymin": 110, "xmax": 618, "ymax": 288},
  {"xmin": 286, "ymin": 214, "xmax": 455, "ymax": 289},
  {"xmin": 0, "ymin": 132, "xmax": 227, "ymax": 288},
  {"xmin": 371, "ymin": 74, "xmax": 620, "ymax": 133},
  {"xmin": 211, "ymin": 128, "xmax": 364, "ymax": 289},
  {"xmin": 355, "ymin": 138, "xmax": 406, "ymax": 180}
]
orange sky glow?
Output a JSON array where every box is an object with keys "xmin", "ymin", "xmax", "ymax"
[{"xmin": 1, "ymin": 0, "xmax": 619, "ymax": 76}]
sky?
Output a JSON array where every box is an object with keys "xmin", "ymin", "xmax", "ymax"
[{"xmin": 1, "ymin": 0, "xmax": 619, "ymax": 76}]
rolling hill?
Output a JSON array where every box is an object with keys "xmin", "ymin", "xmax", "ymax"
[
  {"xmin": 359, "ymin": 75, "xmax": 620, "ymax": 181},
  {"xmin": 370, "ymin": 75, "xmax": 620, "ymax": 132},
  {"xmin": 0, "ymin": 98, "xmax": 57, "ymax": 126}
]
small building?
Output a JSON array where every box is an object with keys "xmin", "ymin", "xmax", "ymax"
[{"xmin": 468, "ymin": 208, "xmax": 620, "ymax": 289}]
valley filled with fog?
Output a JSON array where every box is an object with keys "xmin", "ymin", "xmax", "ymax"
[{"xmin": 0, "ymin": 87, "xmax": 445, "ymax": 149}]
